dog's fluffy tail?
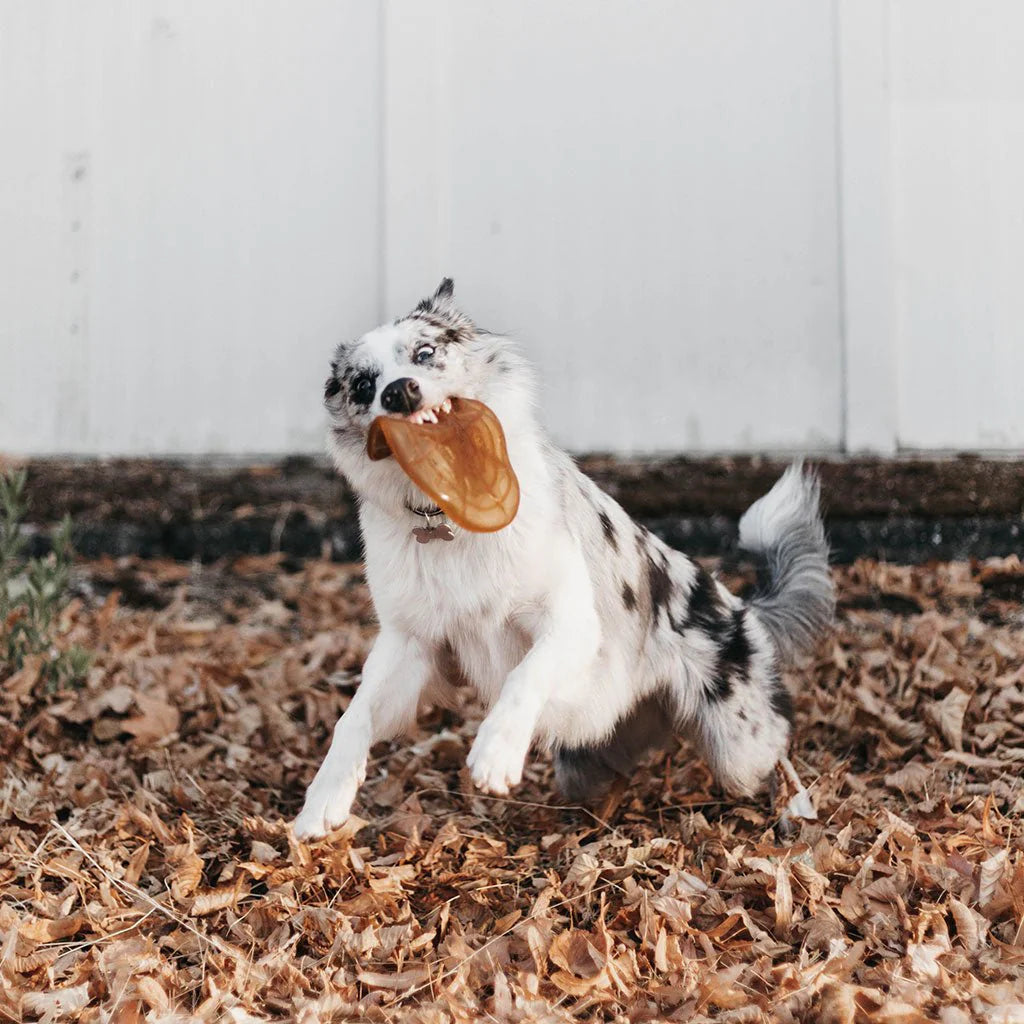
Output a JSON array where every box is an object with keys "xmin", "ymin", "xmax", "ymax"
[{"xmin": 738, "ymin": 462, "xmax": 834, "ymax": 663}]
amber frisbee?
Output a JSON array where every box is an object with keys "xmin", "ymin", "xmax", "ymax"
[{"xmin": 366, "ymin": 397, "xmax": 520, "ymax": 533}]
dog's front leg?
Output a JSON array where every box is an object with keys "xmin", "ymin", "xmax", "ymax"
[
  {"xmin": 293, "ymin": 627, "xmax": 428, "ymax": 839},
  {"xmin": 467, "ymin": 555, "xmax": 599, "ymax": 796}
]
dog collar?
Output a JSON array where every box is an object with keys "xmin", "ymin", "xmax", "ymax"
[{"xmin": 407, "ymin": 504, "xmax": 454, "ymax": 543}]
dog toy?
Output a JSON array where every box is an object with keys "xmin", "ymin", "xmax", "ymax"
[{"xmin": 366, "ymin": 397, "xmax": 520, "ymax": 532}]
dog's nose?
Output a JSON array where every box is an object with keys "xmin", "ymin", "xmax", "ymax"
[{"xmin": 380, "ymin": 377, "xmax": 422, "ymax": 415}]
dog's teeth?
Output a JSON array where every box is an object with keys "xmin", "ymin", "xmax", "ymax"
[
  {"xmin": 423, "ymin": 409, "xmax": 438, "ymax": 424},
  {"xmin": 441, "ymin": 398, "xmax": 453, "ymax": 414}
]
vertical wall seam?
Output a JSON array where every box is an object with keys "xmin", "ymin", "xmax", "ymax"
[
  {"xmin": 833, "ymin": 0, "xmax": 850, "ymax": 454},
  {"xmin": 376, "ymin": 0, "xmax": 388, "ymax": 323},
  {"xmin": 883, "ymin": 0, "xmax": 898, "ymax": 452}
]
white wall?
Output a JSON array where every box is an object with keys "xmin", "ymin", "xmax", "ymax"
[
  {"xmin": 0, "ymin": 2, "xmax": 380, "ymax": 455},
  {"xmin": 1, "ymin": 1, "xmax": 1022, "ymax": 456},
  {"xmin": 386, "ymin": 1, "xmax": 842, "ymax": 454},
  {"xmin": 890, "ymin": 2, "xmax": 1024, "ymax": 450}
]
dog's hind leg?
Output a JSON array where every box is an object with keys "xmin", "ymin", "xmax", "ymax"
[
  {"xmin": 684, "ymin": 461, "xmax": 831, "ymax": 798},
  {"xmin": 294, "ymin": 627, "xmax": 429, "ymax": 839},
  {"xmin": 688, "ymin": 667, "xmax": 793, "ymax": 797},
  {"xmin": 553, "ymin": 690, "xmax": 675, "ymax": 802}
]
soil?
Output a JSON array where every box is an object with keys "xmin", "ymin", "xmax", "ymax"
[{"xmin": 11, "ymin": 455, "xmax": 1024, "ymax": 564}]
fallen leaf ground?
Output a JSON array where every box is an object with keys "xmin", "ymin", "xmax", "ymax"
[{"xmin": 3, "ymin": 554, "xmax": 1024, "ymax": 1023}]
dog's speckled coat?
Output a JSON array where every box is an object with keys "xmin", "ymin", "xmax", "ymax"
[{"xmin": 295, "ymin": 280, "xmax": 833, "ymax": 838}]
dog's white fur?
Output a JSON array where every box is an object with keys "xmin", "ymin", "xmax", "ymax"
[{"xmin": 294, "ymin": 280, "xmax": 833, "ymax": 839}]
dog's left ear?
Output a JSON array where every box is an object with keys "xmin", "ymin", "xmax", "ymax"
[
  {"xmin": 433, "ymin": 277, "xmax": 454, "ymax": 304},
  {"xmin": 417, "ymin": 277, "xmax": 455, "ymax": 314}
]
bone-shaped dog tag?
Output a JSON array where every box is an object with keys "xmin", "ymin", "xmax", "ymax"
[{"xmin": 412, "ymin": 524, "xmax": 455, "ymax": 544}]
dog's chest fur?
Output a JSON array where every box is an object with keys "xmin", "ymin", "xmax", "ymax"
[
  {"xmin": 356, "ymin": 437, "xmax": 707, "ymax": 749},
  {"xmin": 358, "ymin": 452, "xmax": 556, "ymax": 708}
]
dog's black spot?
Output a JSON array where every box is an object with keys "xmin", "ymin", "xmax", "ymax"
[
  {"xmin": 709, "ymin": 670, "xmax": 732, "ymax": 703},
  {"xmin": 710, "ymin": 608, "xmax": 751, "ymax": 702},
  {"xmin": 403, "ymin": 309, "xmax": 474, "ymax": 344},
  {"xmin": 599, "ymin": 510, "xmax": 618, "ymax": 550},
  {"xmin": 350, "ymin": 371, "xmax": 377, "ymax": 407},
  {"xmin": 647, "ymin": 552, "xmax": 672, "ymax": 623},
  {"xmin": 677, "ymin": 568, "xmax": 725, "ymax": 636},
  {"xmin": 410, "ymin": 311, "xmax": 446, "ymax": 330},
  {"xmin": 635, "ymin": 526, "xmax": 649, "ymax": 554},
  {"xmin": 719, "ymin": 609, "xmax": 751, "ymax": 675},
  {"xmin": 769, "ymin": 677, "xmax": 794, "ymax": 725},
  {"xmin": 622, "ymin": 582, "xmax": 637, "ymax": 611},
  {"xmin": 737, "ymin": 707, "xmax": 748, "ymax": 722},
  {"xmin": 324, "ymin": 375, "xmax": 341, "ymax": 399}
]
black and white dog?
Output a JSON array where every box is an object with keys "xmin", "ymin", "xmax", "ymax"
[{"xmin": 294, "ymin": 279, "xmax": 833, "ymax": 838}]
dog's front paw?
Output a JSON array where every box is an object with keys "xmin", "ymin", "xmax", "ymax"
[
  {"xmin": 293, "ymin": 766, "xmax": 362, "ymax": 840},
  {"xmin": 467, "ymin": 718, "xmax": 530, "ymax": 796}
]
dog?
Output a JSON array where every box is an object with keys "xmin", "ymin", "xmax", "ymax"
[{"xmin": 293, "ymin": 278, "xmax": 834, "ymax": 838}]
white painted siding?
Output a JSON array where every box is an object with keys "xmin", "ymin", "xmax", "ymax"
[
  {"xmin": 386, "ymin": 1, "xmax": 842, "ymax": 454},
  {"xmin": 0, "ymin": 2, "xmax": 381, "ymax": 455},
  {"xmin": 1, "ymin": 2, "xmax": 1022, "ymax": 456},
  {"xmin": 890, "ymin": 2, "xmax": 1024, "ymax": 450}
]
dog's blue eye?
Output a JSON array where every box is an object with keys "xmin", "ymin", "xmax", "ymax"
[
  {"xmin": 351, "ymin": 375, "xmax": 375, "ymax": 405},
  {"xmin": 414, "ymin": 346, "xmax": 434, "ymax": 364}
]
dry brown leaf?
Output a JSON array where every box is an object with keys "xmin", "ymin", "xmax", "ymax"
[
  {"xmin": 190, "ymin": 880, "xmax": 250, "ymax": 916},
  {"xmin": 21, "ymin": 983, "xmax": 91, "ymax": 1019},
  {"xmin": 17, "ymin": 914, "xmax": 84, "ymax": 943},
  {"xmin": 817, "ymin": 983, "xmax": 857, "ymax": 1024},
  {"xmin": 123, "ymin": 840, "xmax": 151, "ymax": 885},
  {"xmin": 167, "ymin": 842, "xmax": 204, "ymax": 902},
  {"xmin": 883, "ymin": 761, "xmax": 934, "ymax": 795},
  {"xmin": 5, "ymin": 654, "xmax": 43, "ymax": 699},
  {"xmin": 907, "ymin": 936, "xmax": 950, "ymax": 980},
  {"xmin": 875, "ymin": 1001, "xmax": 932, "ymax": 1024},
  {"xmin": 357, "ymin": 967, "xmax": 430, "ymax": 991},
  {"xmin": 108, "ymin": 1001, "xmax": 146, "ymax": 1024},
  {"xmin": 549, "ymin": 929, "xmax": 608, "ymax": 979},
  {"xmin": 927, "ymin": 687, "xmax": 972, "ymax": 751},
  {"xmin": 775, "ymin": 862, "xmax": 793, "ymax": 935},
  {"xmin": 983, "ymin": 1008, "xmax": 1024, "ymax": 1024},
  {"xmin": 948, "ymin": 897, "xmax": 986, "ymax": 952},
  {"xmin": 123, "ymin": 689, "xmax": 181, "ymax": 744},
  {"xmin": 978, "ymin": 849, "xmax": 1009, "ymax": 907}
]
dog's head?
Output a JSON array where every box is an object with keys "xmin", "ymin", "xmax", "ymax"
[{"xmin": 325, "ymin": 279, "xmax": 532, "ymax": 508}]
